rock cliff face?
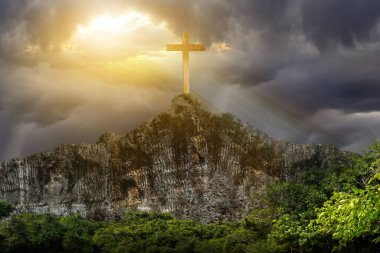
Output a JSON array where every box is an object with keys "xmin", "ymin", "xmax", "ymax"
[{"xmin": 0, "ymin": 95, "xmax": 347, "ymax": 222}]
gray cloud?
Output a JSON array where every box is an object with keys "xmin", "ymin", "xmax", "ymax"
[
  {"xmin": 301, "ymin": 0, "xmax": 380, "ymax": 50},
  {"xmin": 265, "ymin": 49, "xmax": 380, "ymax": 113},
  {"xmin": 0, "ymin": 62, "xmax": 177, "ymax": 161}
]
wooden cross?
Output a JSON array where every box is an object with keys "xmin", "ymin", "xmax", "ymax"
[{"xmin": 167, "ymin": 32, "xmax": 205, "ymax": 94}]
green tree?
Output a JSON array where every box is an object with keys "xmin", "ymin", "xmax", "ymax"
[
  {"xmin": 194, "ymin": 238, "xmax": 226, "ymax": 253},
  {"xmin": 0, "ymin": 213, "xmax": 62, "ymax": 253},
  {"xmin": 264, "ymin": 182, "xmax": 327, "ymax": 214},
  {"xmin": 308, "ymin": 176, "xmax": 380, "ymax": 250},
  {"xmin": 304, "ymin": 142, "xmax": 380, "ymax": 249},
  {"xmin": 59, "ymin": 215, "xmax": 99, "ymax": 253},
  {"xmin": 0, "ymin": 201, "xmax": 13, "ymax": 218},
  {"xmin": 93, "ymin": 222, "xmax": 135, "ymax": 253}
]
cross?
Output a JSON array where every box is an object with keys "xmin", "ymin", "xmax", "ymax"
[{"xmin": 167, "ymin": 32, "xmax": 205, "ymax": 94}]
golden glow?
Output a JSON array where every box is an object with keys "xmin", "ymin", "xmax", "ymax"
[
  {"xmin": 24, "ymin": 45, "xmax": 41, "ymax": 54},
  {"xmin": 67, "ymin": 11, "xmax": 170, "ymax": 59},
  {"xmin": 76, "ymin": 12, "xmax": 152, "ymax": 35},
  {"xmin": 22, "ymin": 10, "xmax": 179, "ymax": 87},
  {"xmin": 211, "ymin": 42, "xmax": 232, "ymax": 53}
]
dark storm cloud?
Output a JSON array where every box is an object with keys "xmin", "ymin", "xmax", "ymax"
[
  {"xmin": 237, "ymin": 0, "xmax": 294, "ymax": 31},
  {"xmin": 302, "ymin": 0, "xmax": 380, "ymax": 50},
  {"xmin": 0, "ymin": 0, "xmax": 20, "ymax": 22},
  {"xmin": 131, "ymin": 0, "xmax": 296, "ymax": 46},
  {"xmin": 304, "ymin": 109, "xmax": 380, "ymax": 151},
  {"xmin": 265, "ymin": 49, "xmax": 380, "ymax": 114},
  {"xmin": 189, "ymin": 0, "xmax": 380, "ymax": 151}
]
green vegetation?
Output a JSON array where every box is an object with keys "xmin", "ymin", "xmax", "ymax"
[
  {"xmin": 0, "ymin": 201, "xmax": 13, "ymax": 217},
  {"xmin": 0, "ymin": 142, "xmax": 379, "ymax": 252},
  {"xmin": 267, "ymin": 142, "xmax": 380, "ymax": 252}
]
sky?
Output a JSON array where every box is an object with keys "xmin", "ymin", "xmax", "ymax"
[{"xmin": 1, "ymin": 0, "xmax": 380, "ymax": 162}]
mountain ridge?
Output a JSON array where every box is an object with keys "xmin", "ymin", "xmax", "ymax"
[{"xmin": 0, "ymin": 94, "xmax": 348, "ymax": 222}]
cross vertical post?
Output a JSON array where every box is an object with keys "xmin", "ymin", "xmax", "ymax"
[
  {"xmin": 182, "ymin": 32, "xmax": 190, "ymax": 94},
  {"xmin": 167, "ymin": 32, "xmax": 205, "ymax": 94}
]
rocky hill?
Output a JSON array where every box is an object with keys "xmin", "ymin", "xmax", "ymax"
[{"xmin": 0, "ymin": 94, "xmax": 348, "ymax": 222}]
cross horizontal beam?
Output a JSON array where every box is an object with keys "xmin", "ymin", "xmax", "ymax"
[
  {"xmin": 189, "ymin": 44, "xmax": 206, "ymax": 51},
  {"xmin": 166, "ymin": 44, "xmax": 206, "ymax": 51},
  {"xmin": 166, "ymin": 44, "xmax": 182, "ymax": 51}
]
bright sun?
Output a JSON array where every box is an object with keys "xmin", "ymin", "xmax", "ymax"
[
  {"xmin": 76, "ymin": 11, "xmax": 152, "ymax": 35},
  {"xmin": 67, "ymin": 11, "xmax": 168, "ymax": 59},
  {"xmin": 60, "ymin": 10, "xmax": 173, "ymax": 79}
]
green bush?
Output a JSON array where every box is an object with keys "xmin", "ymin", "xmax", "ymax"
[{"xmin": 0, "ymin": 201, "xmax": 13, "ymax": 218}]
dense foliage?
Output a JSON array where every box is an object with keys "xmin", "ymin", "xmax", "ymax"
[
  {"xmin": 0, "ymin": 211, "xmax": 273, "ymax": 253},
  {"xmin": 268, "ymin": 142, "xmax": 380, "ymax": 252},
  {"xmin": 0, "ymin": 201, "xmax": 13, "ymax": 218},
  {"xmin": 0, "ymin": 142, "xmax": 379, "ymax": 252}
]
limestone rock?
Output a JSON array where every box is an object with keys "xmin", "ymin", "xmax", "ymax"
[{"xmin": 0, "ymin": 94, "xmax": 349, "ymax": 222}]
